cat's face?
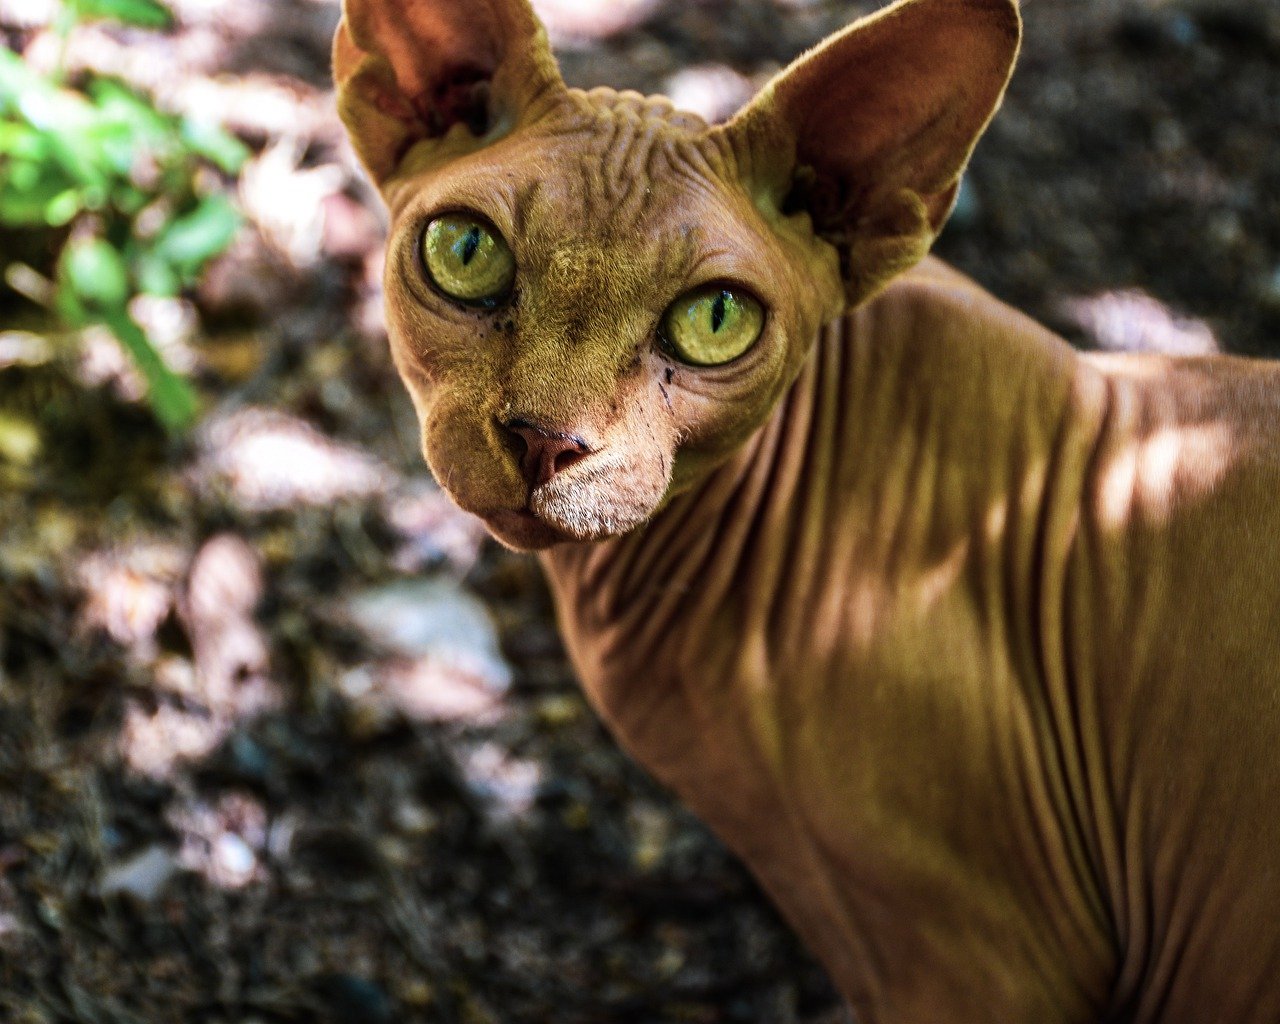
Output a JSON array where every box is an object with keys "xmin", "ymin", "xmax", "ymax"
[
  {"xmin": 335, "ymin": 0, "xmax": 1020, "ymax": 549},
  {"xmin": 380, "ymin": 92, "xmax": 842, "ymax": 549}
]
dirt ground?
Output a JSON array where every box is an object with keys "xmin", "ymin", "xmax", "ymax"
[{"xmin": 1, "ymin": 1, "xmax": 1278, "ymax": 1022}]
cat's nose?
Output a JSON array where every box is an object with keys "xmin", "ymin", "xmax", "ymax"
[{"xmin": 499, "ymin": 417, "xmax": 592, "ymax": 491}]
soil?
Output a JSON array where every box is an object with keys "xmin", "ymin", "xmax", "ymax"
[{"xmin": 0, "ymin": 1, "xmax": 1277, "ymax": 1022}]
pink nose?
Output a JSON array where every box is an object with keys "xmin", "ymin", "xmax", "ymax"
[{"xmin": 501, "ymin": 417, "xmax": 591, "ymax": 491}]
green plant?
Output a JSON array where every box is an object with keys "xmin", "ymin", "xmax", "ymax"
[{"xmin": 0, "ymin": 0, "xmax": 248, "ymax": 431}]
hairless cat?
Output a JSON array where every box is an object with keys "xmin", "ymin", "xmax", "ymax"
[{"xmin": 334, "ymin": 0, "xmax": 1280, "ymax": 1019}]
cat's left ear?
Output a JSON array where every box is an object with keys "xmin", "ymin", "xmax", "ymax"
[
  {"xmin": 715, "ymin": 0, "xmax": 1020, "ymax": 307},
  {"xmin": 334, "ymin": 0, "xmax": 563, "ymax": 187}
]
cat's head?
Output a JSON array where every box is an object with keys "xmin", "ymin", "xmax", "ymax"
[{"xmin": 335, "ymin": 0, "xmax": 1020, "ymax": 550}]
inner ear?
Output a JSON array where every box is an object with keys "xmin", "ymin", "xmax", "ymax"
[
  {"xmin": 715, "ymin": 0, "xmax": 1020, "ymax": 304},
  {"xmin": 335, "ymin": 0, "xmax": 563, "ymax": 184}
]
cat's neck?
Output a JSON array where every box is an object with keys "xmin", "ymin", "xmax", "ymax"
[
  {"xmin": 538, "ymin": 257, "xmax": 1094, "ymax": 748},
  {"xmin": 544, "ymin": 263, "xmax": 1083, "ymax": 611}
]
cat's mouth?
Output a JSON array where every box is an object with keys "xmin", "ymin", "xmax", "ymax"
[
  {"xmin": 431, "ymin": 423, "xmax": 672, "ymax": 550},
  {"xmin": 480, "ymin": 467, "xmax": 662, "ymax": 551}
]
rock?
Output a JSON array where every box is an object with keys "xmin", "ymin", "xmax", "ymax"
[
  {"xmin": 664, "ymin": 65, "xmax": 757, "ymax": 124},
  {"xmin": 344, "ymin": 579, "xmax": 511, "ymax": 690},
  {"xmin": 212, "ymin": 832, "xmax": 256, "ymax": 884},
  {"xmin": 99, "ymin": 844, "xmax": 179, "ymax": 902},
  {"xmin": 1058, "ymin": 290, "xmax": 1219, "ymax": 356}
]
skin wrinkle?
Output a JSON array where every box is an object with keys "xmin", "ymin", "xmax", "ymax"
[
  {"xmin": 1039, "ymin": 410, "xmax": 1117, "ymax": 943},
  {"xmin": 1023, "ymin": 410, "xmax": 1096, "ymax": 913},
  {"xmin": 754, "ymin": 328, "xmax": 895, "ymax": 1009}
]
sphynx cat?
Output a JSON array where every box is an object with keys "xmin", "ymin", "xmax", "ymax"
[{"xmin": 334, "ymin": 0, "xmax": 1280, "ymax": 1019}]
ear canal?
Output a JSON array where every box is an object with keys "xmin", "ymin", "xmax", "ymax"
[
  {"xmin": 715, "ymin": 0, "xmax": 1021, "ymax": 307},
  {"xmin": 334, "ymin": 0, "xmax": 564, "ymax": 186}
]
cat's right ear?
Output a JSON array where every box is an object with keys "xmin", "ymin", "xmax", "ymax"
[
  {"xmin": 715, "ymin": 0, "xmax": 1020, "ymax": 308},
  {"xmin": 334, "ymin": 0, "xmax": 564, "ymax": 187}
]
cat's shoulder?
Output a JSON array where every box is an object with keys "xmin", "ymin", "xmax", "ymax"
[{"xmin": 861, "ymin": 255, "xmax": 1071, "ymax": 361}]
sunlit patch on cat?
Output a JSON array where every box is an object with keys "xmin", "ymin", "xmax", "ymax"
[
  {"xmin": 915, "ymin": 539, "xmax": 971, "ymax": 613},
  {"xmin": 1096, "ymin": 423, "xmax": 1235, "ymax": 528}
]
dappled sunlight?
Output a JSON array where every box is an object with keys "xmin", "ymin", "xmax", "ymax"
[
  {"xmin": 195, "ymin": 406, "xmax": 396, "ymax": 512},
  {"xmin": 338, "ymin": 657, "xmax": 511, "ymax": 726},
  {"xmin": 79, "ymin": 542, "xmax": 188, "ymax": 654},
  {"xmin": 0, "ymin": 410, "xmax": 41, "ymax": 466},
  {"xmin": 186, "ymin": 533, "xmax": 271, "ymax": 702},
  {"xmin": 0, "ymin": 330, "xmax": 53, "ymax": 369},
  {"xmin": 239, "ymin": 139, "xmax": 345, "ymax": 270},
  {"xmin": 169, "ymin": 791, "xmax": 273, "ymax": 890},
  {"xmin": 0, "ymin": 0, "xmax": 57, "ymax": 28},
  {"xmin": 386, "ymin": 483, "xmax": 489, "ymax": 575},
  {"xmin": 121, "ymin": 700, "xmax": 232, "ymax": 778},
  {"xmin": 459, "ymin": 740, "xmax": 545, "ymax": 820},
  {"xmin": 847, "ymin": 578, "xmax": 882, "ymax": 650},
  {"xmin": 848, "ymin": 538, "xmax": 975, "ymax": 649},
  {"xmin": 110, "ymin": 534, "xmax": 281, "ymax": 778},
  {"xmin": 4, "ymin": 0, "xmax": 1272, "ymax": 1017},
  {"xmin": 1096, "ymin": 421, "xmax": 1236, "ymax": 529},
  {"xmin": 76, "ymin": 298, "xmax": 200, "ymax": 402},
  {"xmin": 1060, "ymin": 289, "xmax": 1220, "ymax": 356},
  {"xmin": 984, "ymin": 497, "xmax": 1009, "ymax": 545},
  {"xmin": 172, "ymin": 72, "xmax": 334, "ymax": 142},
  {"xmin": 915, "ymin": 538, "xmax": 971, "ymax": 612}
]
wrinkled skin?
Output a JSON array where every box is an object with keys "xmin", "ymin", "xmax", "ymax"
[{"xmin": 336, "ymin": 0, "xmax": 1280, "ymax": 1020}]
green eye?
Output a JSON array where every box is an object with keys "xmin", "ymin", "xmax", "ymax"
[
  {"xmin": 422, "ymin": 215, "xmax": 515, "ymax": 306},
  {"xmin": 659, "ymin": 285, "xmax": 764, "ymax": 367}
]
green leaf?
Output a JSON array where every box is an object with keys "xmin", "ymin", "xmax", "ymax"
[
  {"xmin": 89, "ymin": 79, "xmax": 173, "ymax": 144},
  {"xmin": 153, "ymin": 194, "xmax": 240, "ymax": 278},
  {"xmin": 72, "ymin": 0, "xmax": 174, "ymax": 30},
  {"xmin": 0, "ymin": 48, "xmax": 47, "ymax": 110},
  {"xmin": 0, "ymin": 156, "xmax": 81, "ymax": 226},
  {"xmin": 62, "ymin": 237, "xmax": 131, "ymax": 310},
  {"xmin": 133, "ymin": 249, "xmax": 181, "ymax": 297},
  {"xmin": 101, "ymin": 307, "xmax": 198, "ymax": 432},
  {"xmin": 179, "ymin": 118, "xmax": 249, "ymax": 175},
  {"xmin": 44, "ymin": 188, "xmax": 84, "ymax": 226},
  {"xmin": 0, "ymin": 121, "xmax": 45, "ymax": 159}
]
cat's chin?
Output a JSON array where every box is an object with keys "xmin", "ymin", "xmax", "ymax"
[
  {"xmin": 483, "ymin": 509, "xmax": 576, "ymax": 551},
  {"xmin": 481, "ymin": 501, "xmax": 645, "ymax": 552},
  {"xmin": 467, "ymin": 460, "xmax": 664, "ymax": 550}
]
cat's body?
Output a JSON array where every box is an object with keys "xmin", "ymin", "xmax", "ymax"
[
  {"xmin": 548, "ymin": 257, "xmax": 1280, "ymax": 1021},
  {"xmin": 334, "ymin": 0, "xmax": 1280, "ymax": 1018}
]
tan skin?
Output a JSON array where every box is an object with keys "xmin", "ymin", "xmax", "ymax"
[{"xmin": 336, "ymin": 0, "xmax": 1280, "ymax": 1019}]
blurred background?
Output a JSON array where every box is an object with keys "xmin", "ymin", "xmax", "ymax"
[{"xmin": 0, "ymin": 0, "xmax": 1277, "ymax": 1021}]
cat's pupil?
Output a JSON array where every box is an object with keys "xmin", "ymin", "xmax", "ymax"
[
  {"xmin": 459, "ymin": 226, "xmax": 482, "ymax": 265},
  {"xmin": 711, "ymin": 292, "xmax": 728, "ymax": 333}
]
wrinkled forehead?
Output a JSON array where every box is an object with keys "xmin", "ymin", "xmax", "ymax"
[{"xmin": 389, "ymin": 90, "xmax": 769, "ymax": 299}]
